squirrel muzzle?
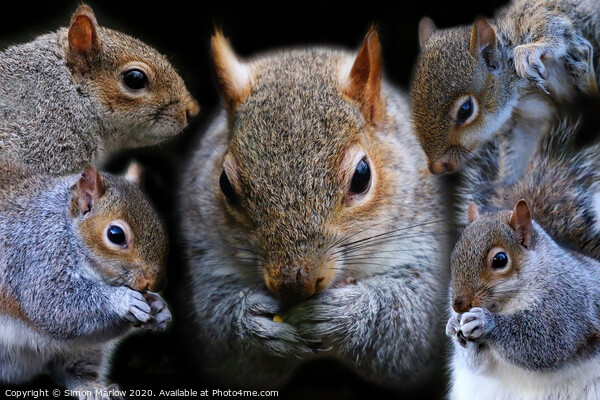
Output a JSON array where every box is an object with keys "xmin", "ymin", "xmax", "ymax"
[
  {"xmin": 453, "ymin": 296, "xmax": 473, "ymax": 313},
  {"xmin": 130, "ymin": 269, "xmax": 165, "ymax": 292},
  {"xmin": 429, "ymin": 154, "xmax": 459, "ymax": 175},
  {"xmin": 264, "ymin": 263, "xmax": 323, "ymax": 303}
]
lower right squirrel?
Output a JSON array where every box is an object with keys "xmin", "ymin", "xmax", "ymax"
[{"xmin": 446, "ymin": 199, "xmax": 600, "ymax": 400}]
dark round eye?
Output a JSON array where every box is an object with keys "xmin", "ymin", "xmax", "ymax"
[
  {"xmin": 219, "ymin": 170, "xmax": 237, "ymax": 204},
  {"xmin": 107, "ymin": 225, "xmax": 127, "ymax": 246},
  {"xmin": 456, "ymin": 97, "xmax": 474, "ymax": 125},
  {"xmin": 122, "ymin": 69, "xmax": 148, "ymax": 90},
  {"xmin": 491, "ymin": 252, "xmax": 508, "ymax": 269},
  {"xmin": 350, "ymin": 158, "xmax": 371, "ymax": 195}
]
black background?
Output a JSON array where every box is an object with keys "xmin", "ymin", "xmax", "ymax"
[{"xmin": 0, "ymin": 1, "xmax": 508, "ymax": 399}]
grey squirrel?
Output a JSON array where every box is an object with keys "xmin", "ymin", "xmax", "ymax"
[
  {"xmin": 0, "ymin": 4, "xmax": 199, "ymax": 174},
  {"xmin": 410, "ymin": 0, "xmax": 599, "ymax": 175},
  {"xmin": 0, "ymin": 158, "xmax": 171, "ymax": 397},
  {"xmin": 446, "ymin": 199, "xmax": 600, "ymax": 400},
  {"xmin": 179, "ymin": 29, "xmax": 450, "ymax": 388}
]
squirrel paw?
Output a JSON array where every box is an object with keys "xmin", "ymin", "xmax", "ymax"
[
  {"xmin": 565, "ymin": 36, "xmax": 599, "ymax": 97},
  {"xmin": 72, "ymin": 383, "xmax": 123, "ymax": 400},
  {"xmin": 513, "ymin": 43, "xmax": 551, "ymax": 94},
  {"xmin": 114, "ymin": 287, "xmax": 152, "ymax": 327},
  {"xmin": 459, "ymin": 307, "xmax": 493, "ymax": 343},
  {"xmin": 446, "ymin": 314, "xmax": 467, "ymax": 348},
  {"xmin": 241, "ymin": 290, "xmax": 316, "ymax": 357},
  {"xmin": 285, "ymin": 285, "xmax": 363, "ymax": 349},
  {"xmin": 141, "ymin": 291, "xmax": 172, "ymax": 331}
]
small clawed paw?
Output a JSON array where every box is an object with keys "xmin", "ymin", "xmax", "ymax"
[
  {"xmin": 514, "ymin": 44, "xmax": 550, "ymax": 93},
  {"xmin": 458, "ymin": 307, "xmax": 491, "ymax": 342}
]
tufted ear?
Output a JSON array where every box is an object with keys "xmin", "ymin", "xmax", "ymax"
[
  {"xmin": 67, "ymin": 4, "xmax": 102, "ymax": 74},
  {"xmin": 469, "ymin": 16, "xmax": 501, "ymax": 71},
  {"xmin": 341, "ymin": 27, "xmax": 385, "ymax": 125},
  {"xmin": 73, "ymin": 165, "xmax": 105, "ymax": 215},
  {"xmin": 211, "ymin": 29, "xmax": 252, "ymax": 113},
  {"xmin": 467, "ymin": 202, "xmax": 480, "ymax": 224},
  {"xmin": 509, "ymin": 199, "xmax": 532, "ymax": 249},
  {"xmin": 418, "ymin": 17, "xmax": 436, "ymax": 49},
  {"xmin": 124, "ymin": 162, "xmax": 142, "ymax": 186}
]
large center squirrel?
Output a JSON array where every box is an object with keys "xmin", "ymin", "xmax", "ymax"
[
  {"xmin": 446, "ymin": 200, "xmax": 600, "ymax": 400},
  {"xmin": 410, "ymin": 0, "xmax": 599, "ymax": 176},
  {"xmin": 0, "ymin": 4, "xmax": 199, "ymax": 174},
  {"xmin": 0, "ymin": 158, "xmax": 171, "ymax": 397},
  {"xmin": 179, "ymin": 29, "xmax": 449, "ymax": 388}
]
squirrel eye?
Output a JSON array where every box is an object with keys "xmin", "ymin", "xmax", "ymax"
[
  {"xmin": 456, "ymin": 97, "xmax": 474, "ymax": 125},
  {"xmin": 349, "ymin": 158, "xmax": 371, "ymax": 195},
  {"xmin": 491, "ymin": 252, "xmax": 508, "ymax": 269},
  {"xmin": 219, "ymin": 170, "xmax": 237, "ymax": 205},
  {"xmin": 107, "ymin": 225, "xmax": 127, "ymax": 246},
  {"xmin": 122, "ymin": 69, "xmax": 148, "ymax": 90}
]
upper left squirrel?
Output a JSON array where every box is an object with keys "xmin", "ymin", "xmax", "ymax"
[{"xmin": 0, "ymin": 4, "xmax": 199, "ymax": 174}]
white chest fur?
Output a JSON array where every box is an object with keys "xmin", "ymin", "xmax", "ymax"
[{"xmin": 450, "ymin": 345, "xmax": 600, "ymax": 400}]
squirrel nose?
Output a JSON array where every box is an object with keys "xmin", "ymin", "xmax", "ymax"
[
  {"xmin": 429, "ymin": 157, "xmax": 458, "ymax": 175},
  {"xmin": 185, "ymin": 101, "xmax": 200, "ymax": 124},
  {"xmin": 453, "ymin": 297, "xmax": 472, "ymax": 313},
  {"xmin": 265, "ymin": 265, "xmax": 317, "ymax": 303}
]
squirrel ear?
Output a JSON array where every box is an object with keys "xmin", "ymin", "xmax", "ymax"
[
  {"xmin": 509, "ymin": 199, "xmax": 533, "ymax": 249},
  {"xmin": 124, "ymin": 162, "xmax": 142, "ymax": 186},
  {"xmin": 67, "ymin": 5, "xmax": 102, "ymax": 73},
  {"xmin": 75, "ymin": 166, "xmax": 106, "ymax": 215},
  {"xmin": 469, "ymin": 16, "xmax": 501, "ymax": 71},
  {"xmin": 211, "ymin": 28, "xmax": 252, "ymax": 113},
  {"xmin": 418, "ymin": 17, "xmax": 436, "ymax": 49},
  {"xmin": 467, "ymin": 202, "xmax": 480, "ymax": 224},
  {"xmin": 341, "ymin": 27, "xmax": 385, "ymax": 125}
]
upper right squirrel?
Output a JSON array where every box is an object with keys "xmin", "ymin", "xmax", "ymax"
[
  {"xmin": 410, "ymin": 0, "xmax": 599, "ymax": 175},
  {"xmin": 0, "ymin": 4, "xmax": 199, "ymax": 174}
]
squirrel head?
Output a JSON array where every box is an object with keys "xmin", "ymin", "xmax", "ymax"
[
  {"xmin": 209, "ymin": 28, "xmax": 392, "ymax": 303},
  {"xmin": 450, "ymin": 200, "xmax": 535, "ymax": 314},
  {"xmin": 64, "ymin": 4, "xmax": 199, "ymax": 147},
  {"xmin": 410, "ymin": 16, "xmax": 516, "ymax": 175},
  {"xmin": 69, "ymin": 163, "xmax": 167, "ymax": 292}
]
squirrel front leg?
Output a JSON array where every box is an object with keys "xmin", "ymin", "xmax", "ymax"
[
  {"xmin": 18, "ymin": 272, "xmax": 163, "ymax": 342},
  {"xmin": 513, "ymin": 15, "xmax": 597, "ymax": 98},
  {"xmin": 285, "ymin": 274, "xmax": 443, "ymax": 383},
  {"xmin": 458, "ymin": 306, "xmax": 590, "ymax": 371},
  {"xmin": 193, "ymin": 273, "xmax": 315, "ymax": 357}
]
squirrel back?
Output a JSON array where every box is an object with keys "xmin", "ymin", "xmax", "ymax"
[
  {"xmin": 0, "ymin": 4, "xmax": 199, "ymax": 174},
  {"xmin": 460, "ymin": 113, "xmax": 600, "ymax": 261}
]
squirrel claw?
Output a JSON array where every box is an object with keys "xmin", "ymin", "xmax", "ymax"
[{"xmin": 456, "ymin": 331, "xmax": 468, "ymax": 348}]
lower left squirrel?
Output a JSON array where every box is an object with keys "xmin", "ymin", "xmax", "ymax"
[{"xmin": 0, "ymin": 158, "xmax": 171, "ymax": 397}]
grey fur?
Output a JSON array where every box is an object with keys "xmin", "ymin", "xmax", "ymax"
[
  {"xmin": 447, "ymin": 211, "xmax": 600, "ymax": 400},
  {"xmin": 180, "ymin": 45, "xmax": 449, "ymax": 389},
  {"xmin": 0, "ymin": 158, "xmax": 171, "ymax": 397},
  {"xmin": 411, "ymin": 0, "xmax": 600, "ymax": 174},
  {"xmin": 0, "ymin": 5, "xmax": 198, "ymax": 174}
]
